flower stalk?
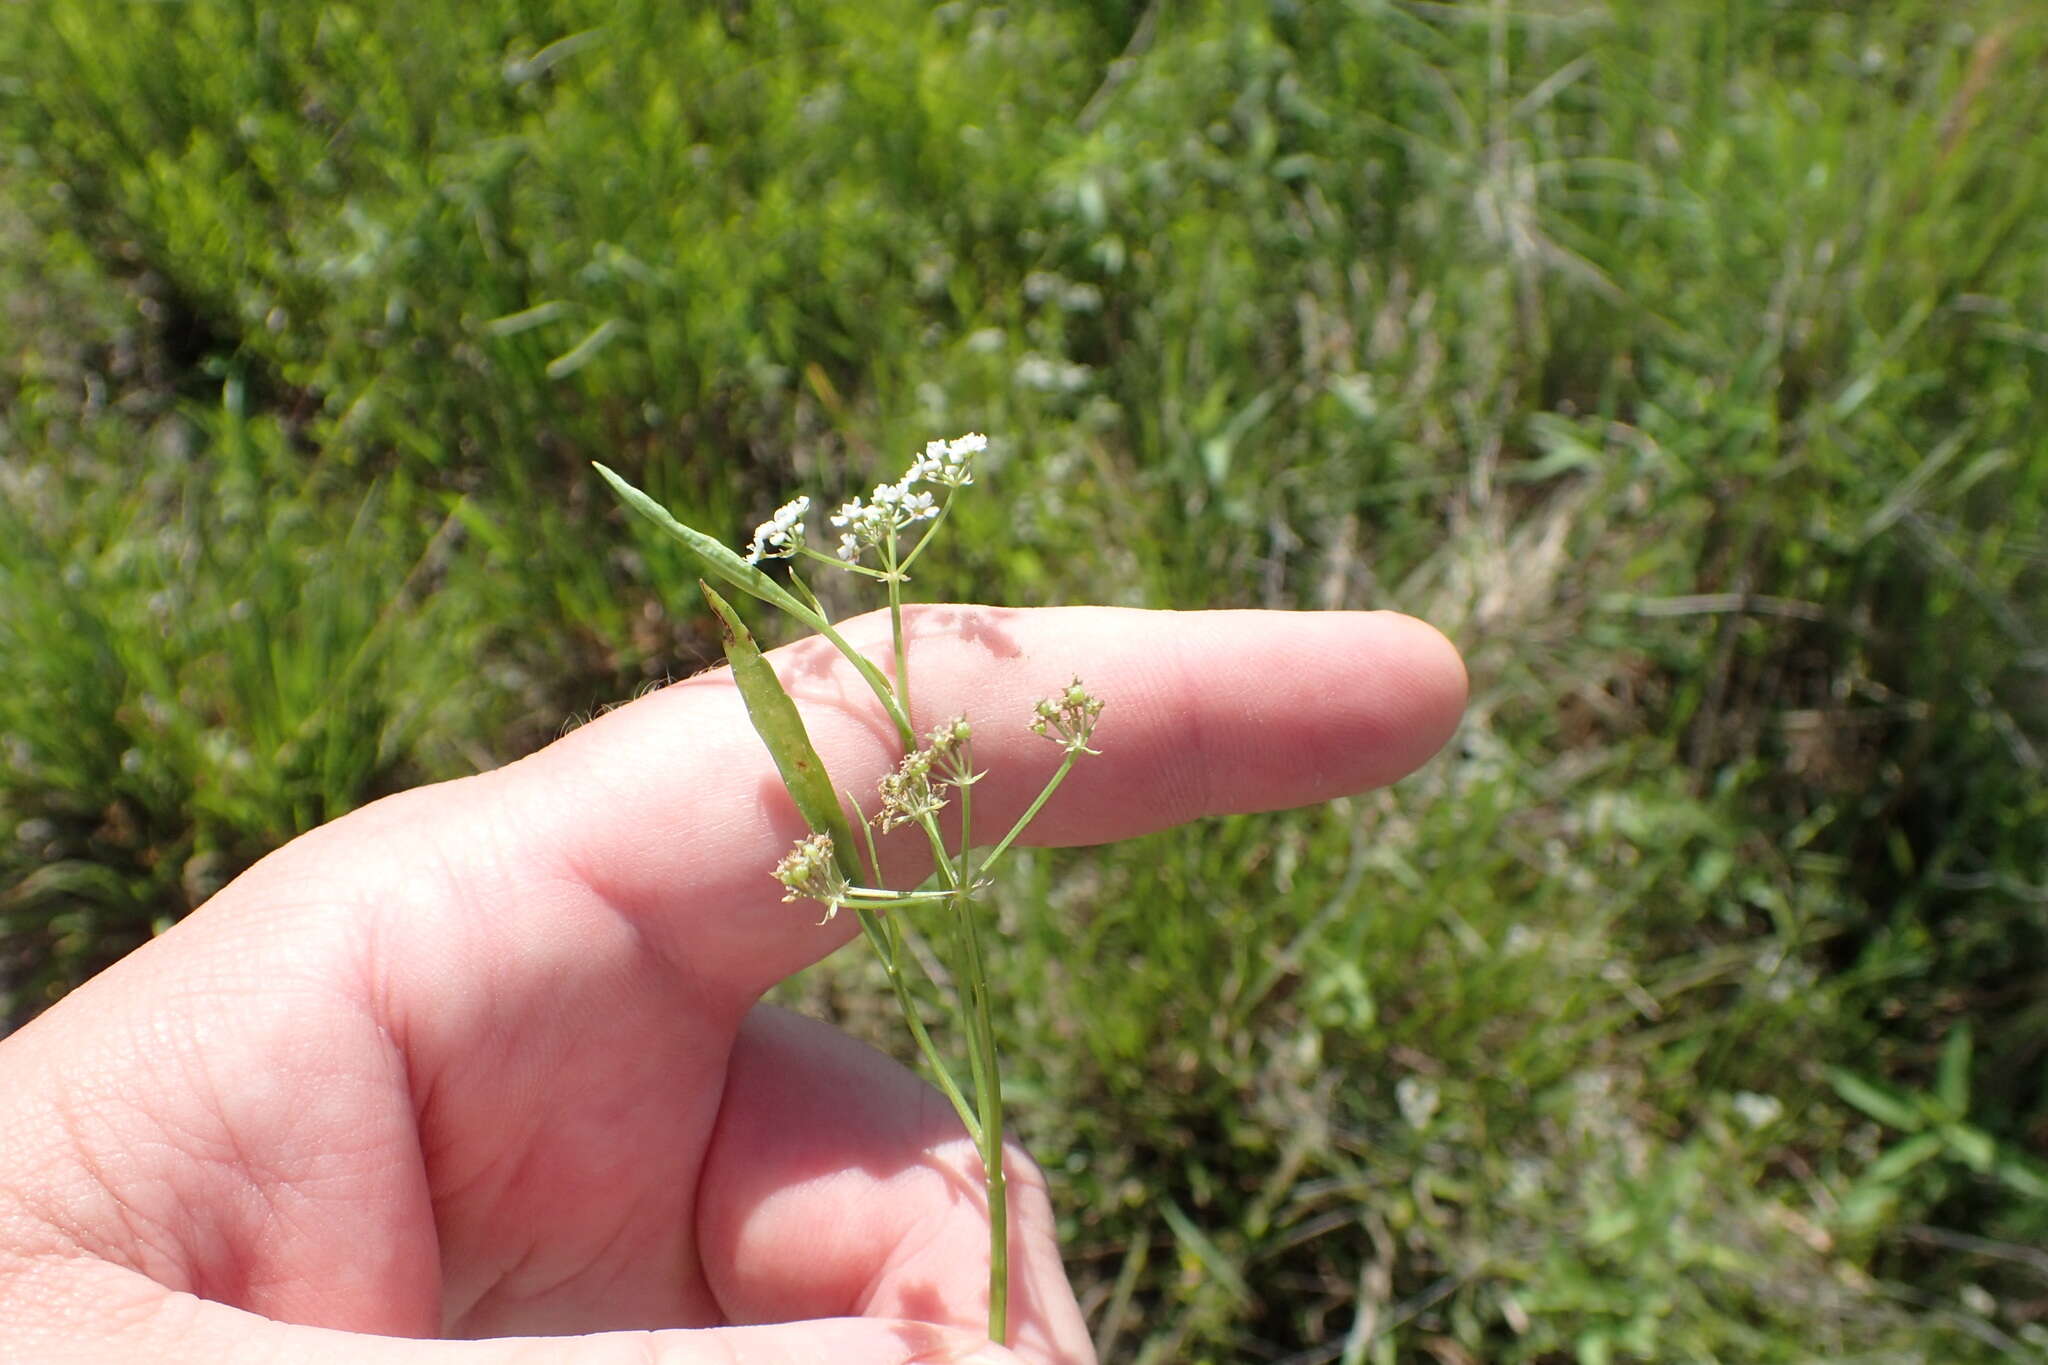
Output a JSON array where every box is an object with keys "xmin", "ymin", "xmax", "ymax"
[{"xmin": 598, "ymin": 432, "xmax": 1096, "ymax": 1347}]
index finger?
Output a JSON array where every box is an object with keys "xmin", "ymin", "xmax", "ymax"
[{"xmin": 504, "ymin": 605, "xmax": 1466, "ymax": 1001}]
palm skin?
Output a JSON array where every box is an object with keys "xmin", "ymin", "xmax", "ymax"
[{"xmin": 0, "ymin": 606, "xmax": 1465, "ymax": 1364}]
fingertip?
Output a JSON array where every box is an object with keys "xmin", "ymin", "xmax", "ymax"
[
  {"xmin": 1208, "ymin": 607, "xmax": 1467, "ymax": 807},
  {"xmin": 1360, "ymin": 608, "xmax": 1468, "ymax": 774}
]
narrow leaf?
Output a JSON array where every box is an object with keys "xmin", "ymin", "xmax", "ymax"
[
  {"xmin": 701, "ymin": 582, "xmax": 861, "ymax": 881},
  {"xmin": 1862, "ymin": 1130, "xmax": 1946, "ymax": 1186},
  {"xmin": 478, "ymin": 299, "xmax": 571, "ymax": 337},
  {"xmin": 1158, "ymin": 1199, "xmax": 1254, "ymax": 1307},
  {"xmin": 1935, "ymin": 1021, "xmax": 1973, "ymax": 1118},
  {"xmin": 1827, "ymin": 1067, "xmax": 1926, "ymax": 1133},
  {"xmin": 1991, "ymin": 1146, "xmax": 2048, "ymax": 1201},
  {"xmin": 591, "ymin": 462, "xmax": 804, "ymax": 614},
  {"xmin": 1940, "ymin": 1121, "xmax": 1995, "ymax": 1173},
  {"xmin": 593, "ymin": 462, "xmax": 912, "ymax": 748},
  {"xmin": 545, "ymin": 317, "xmax": 625, "ymax": 379}
]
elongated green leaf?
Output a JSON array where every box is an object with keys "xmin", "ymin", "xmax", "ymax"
[
  {"xmin": 1158, "ymin": 1199, "xmax": 1253, "ymax": 1307},
  {"xmin": 1862, "ymin": 1130, "xmax": 1946, "ymax": 1186},
  {"xmin": 1827, "ymin": 1067, "xmax": 1926, "ymax": 1133},
  {"xmin": 546, "ymin": 317, "xmax": 625, "ymax": 379},
  {"xmin": 701, "ymin": 582, "xmax": 861, "ymax": 882},
  {"xmin": 1939, "ymin": 1121, "xmax": 1994, "ymax": 1174},
  {"xmin": 591, "ymin": 462, "xmax": 807, "ymax": 617},
  {"xmin": 1991, "ymin": 1146, "xmax": 2048, "ymax": 1201},
  {"xmin": 1935, "ymin": 1021, "xmax": 1972, "ymax": 1118},
  {"xmin": 592, "ymin": 462, "xmax": 912, "ymax": 748}
]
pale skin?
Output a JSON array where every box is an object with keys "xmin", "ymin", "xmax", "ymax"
[{"xmin": 0, "ymin": 605, "xmax": 1466, "ymax": 1364}]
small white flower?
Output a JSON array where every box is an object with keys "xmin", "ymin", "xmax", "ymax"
[
  {"xmin": 1732, "ymin": 1091, "xmax": 1784, "ymax": 1130},
  {"xmin": 743, "ymin": 495, "xmax": 810, "ymax": 564},
  {"xmin": 1014, "ymin": 354, "xmax": 1089, "ymax": 393},
  {"xmin": 1395, "ymin": 1075, "xmax": 1440, "ymax": 1130},
  {"xmin": 827, "ymin": 473, "xmax": 940, "ymax": 565},
  {"xmin": 909, "ymin": 432, "xmax": 983, "ymax": 488}
]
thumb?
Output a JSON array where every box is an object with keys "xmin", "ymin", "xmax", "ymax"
[{"xmin": 11, "ymin": 1279, "xmax": 1051, "ymax": 1365}]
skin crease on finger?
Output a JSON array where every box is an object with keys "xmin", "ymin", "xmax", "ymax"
[{"xmin": 0, "ymin": 605, "xmax": 1465, "ymax": 1364}]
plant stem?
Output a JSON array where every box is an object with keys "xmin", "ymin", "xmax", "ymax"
[
  {"xmin": 956, "ymin": 758, "xmax": 976, "ymax": 889},
  {"xmin": 886, "ymin": 538, "xmax": 910, "ymax": 725},
  {"xmin": 896, "ymin": 490, "xmax": 957, "ymax": 574},
  {"xmin": 809, "ymin": 614, "xmax": 915, "ymax": 750},
  {"xmin": 852, "ymin": 905, "xmax": 981, "ymax": 1147},
  {"xmin": 978, "ymin": 750, "xmax": 1080, "ymax": 872},
  {"xmin": 951, "ymin": 884, "xmax": 1008, "ymax": 1343}
]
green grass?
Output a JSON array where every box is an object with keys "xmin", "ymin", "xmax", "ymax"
[{"xmin": 5, "ymin": 0, "xmax": 2046, "ymax": 1359}]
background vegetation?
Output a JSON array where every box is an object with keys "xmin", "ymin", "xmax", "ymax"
[{"xmin": 4, "ymin": 1, "xmax": 2045, "ymax": 1359}]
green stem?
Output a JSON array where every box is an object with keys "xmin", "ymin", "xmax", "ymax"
[
  {"xmin": 852, "ymin": 905, "xmax": 981, "ymax": 1148},
  {"xmin": 807, "ymin": 614, "xmax": 913, "ymax": 750},
  {"xmin": 896, "ymin": 490, "xmax": 957, "ymax": 574},
  {"xmin": 886, "ymin": 537, "xmax": 911, "ymax": 728},
  {"xmin": 978, "ymin": 750, "xmax": 1080, "ymax": 872},
  {"xmin": 798, "ymin": 546, "xmax": 888, "ymax": 580},
  {"xmin": 946, "ymin": 894, "xmax": 995, "ymax": 1131},
  {"xmin": 840, "ymin": 888, "xmax": 955, "ymax": 911},
  {"xmin": 952, "ymin": 887, "xmax": 1008, "ymax": 1343},
  {"xmin": 787, "ymin": 567, "xmax": 830, "ymax": 622},
  {"xmin": 956, "ymin": 759, "xmax": 976, "ymax": 890}
]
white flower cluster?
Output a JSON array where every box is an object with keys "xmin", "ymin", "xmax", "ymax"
[
  {"xmin": 830, "ymin": 479, "xmax": 937, "ymax": 562},
  {"xmin": 739, "ymin": 433, "xmax": 986, "ymax": 567},
  {"xmin": 829, "ymin": 432, "xmax": 986, "ymax": 563},
  {"xmin": 909, "ymin": 432, "xmax": 984, "ymax": 487},
  {"xmin": 744, "ymin": 495, "xmax": 810, "ymax": 565}
]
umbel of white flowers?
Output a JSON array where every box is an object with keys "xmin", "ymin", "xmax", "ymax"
[{"xmin": 743, "ymin": 433, "xmax": 986, "ymax": 566}]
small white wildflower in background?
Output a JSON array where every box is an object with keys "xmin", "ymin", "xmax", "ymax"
[
  {"xmin": 744, "ymin": 495, "xmax": 810, "ymax": 564},
  {"xmin": 1732, "ymin": 1091, "xmax": 1784, "ymax": 1130},
  {"xmin": 1396, "ymin": 1075, "xmax": 1441, "ymax": 1131},
  {"xmin": 910, "ymin": 432, "xmax": 984, "ymax": 488},
  {"xmin": 1013, "ymin": 353, "xmax": 1090, "ymax": 393},
  {"xmin": 1507, "ymin": 1157, "xmax": 1548, "ymax": 1202}
]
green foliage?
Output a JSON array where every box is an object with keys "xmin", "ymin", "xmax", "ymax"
[
  {"xmin": 0, "ymin": 375, "xmax": 531, "ymax": 1007},
  {"xmin": 5, "ymin": 0, "xmax": 2046, "ymax": 1357}
]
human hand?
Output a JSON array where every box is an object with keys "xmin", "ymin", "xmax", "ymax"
[{"xmin": 0, "ymin": 606, "xmax": 1465, "ymax": 1364}]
